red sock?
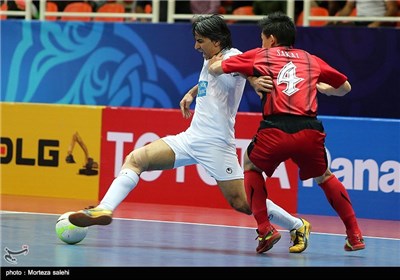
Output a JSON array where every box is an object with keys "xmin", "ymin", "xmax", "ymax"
[
  {"xmin": 319, "ymin": 175, "xmax": 361, "ymax": 234},
  {"xmin": 244, "ymin": 170, "xmax": 271, "ymax": 235}
]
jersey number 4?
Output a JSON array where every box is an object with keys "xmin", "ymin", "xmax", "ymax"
[{"xmin": 277, "ymin": 61, "xmax": 304, "ymax": 96}]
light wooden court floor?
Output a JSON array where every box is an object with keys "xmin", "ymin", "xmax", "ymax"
[{"xmin": 1, "ymin": 195, "xmax": 399, "ymax": 272}]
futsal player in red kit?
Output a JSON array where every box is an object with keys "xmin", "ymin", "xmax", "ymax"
[{"xmin": 209, "ymin": 11, "xmax": 365, "ymax": 254}]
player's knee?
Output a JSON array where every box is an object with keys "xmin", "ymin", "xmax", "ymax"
[
  {"xmin": 229, "ymin": 198, "xmax": 252, "ymax": 215},
  {"xmin": 314, "ymin": 168, "xmax": 332, "ymax": 185},
  {"xmin": 125, "ymin": 149, "xmax": 147, "ymax": 174}
]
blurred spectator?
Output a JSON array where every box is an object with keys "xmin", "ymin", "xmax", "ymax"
[
  {"xmin": 227, "ymin": 1, "xmax": 254, "ymax": 24},
  {"xmin": 88, "ymin": 0, "xmax": 108, "ymax": 11},
  {"xmin": 56, "ymin": 1, "xmax": 97, "ymax": 11},
  {"xmin": 252, "ymin": 0, "xmax": 286, "ymax": 16},
  {"xmin": 321, "ymin": 0, "xmax": 347, "ymax": 16},
  {"xmin": 118, "ymin": 0, "xmax": 134, "ymax": 9},
  {"xmin": 227, "ymin": 0, "xmax": 254, "ymax": 18},
  {"xmin": 335, "ymin": 0, "xmax": 398, "ymax": 27},
  {"xmin": 190, "ymin": 0, "xmax": 220, "ymax": 14},
  {"xmin": 219, "ymin": 0, "xmax": 234, "ymax": 14},
  {"xmin": 131, "ymin": 0, "xmax": 150, "ymax": 13},
  {"xmin": 231, "ymin": 0, "xmax": 253, "ymax": 12},
  {"xmin": 135, "ymin": 0, "xmax": 190, "ymax": 22},
  {"xmin": 119, "ymin": 0, "xmax": 146, "ymax": 21}
]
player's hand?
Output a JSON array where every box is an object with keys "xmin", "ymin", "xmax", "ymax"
[
  {"xmin": 208, "ymin": 52, "xmax": 223, "ymax": 63},
  {"xmin": 180, "ymin": 93, "xmax": 194, "ymax": 119},
  {"xmin": 248, "ymin": 76, "xmax": 274, "ymax": 99},
  {"xmin": 208, "ymin": 52, "xmax": 224, "ymax": 75}
]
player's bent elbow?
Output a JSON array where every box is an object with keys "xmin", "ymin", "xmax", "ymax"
[
  {"xmin": 335, "ymin": 81, "xmax": 351, "ymax": 96},
  {"xmin": 342, "ymin": 81, "xmax": 351, "ymax": 93}
]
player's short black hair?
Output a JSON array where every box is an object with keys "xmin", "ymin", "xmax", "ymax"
[
  {"xmin": 258, "ymin": 11, "xmax": 296, "ymax": 47},
  {"xmin": 192, "ymin": 14, "xmax": 232, "ymax": 50}
]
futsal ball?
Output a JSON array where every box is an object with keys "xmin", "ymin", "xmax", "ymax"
[{"xmin": 55, "ymin": 212, "xmax": 88, "ymax": 245}]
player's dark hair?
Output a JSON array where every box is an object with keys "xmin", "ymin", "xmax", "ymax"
[
  {"xmin": 192, "ymin": 14, "xmax": 232, "ymax": 50},
  {"xmin": 258, "ymin": 11, "xmax": 296, "ymax": 47}
]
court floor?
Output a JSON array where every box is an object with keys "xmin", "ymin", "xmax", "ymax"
[{"xmin": 1, "ymin": 195, "xmax": 399, "ymax": 270}]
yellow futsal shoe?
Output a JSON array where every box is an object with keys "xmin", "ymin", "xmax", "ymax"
[
  {"xmin": 289, "ymin": 218, "xmax": 311, "ymax": 253},
  {"xmin": 68, "ymin": 206, "xmax": 113, "ymax": 227}
]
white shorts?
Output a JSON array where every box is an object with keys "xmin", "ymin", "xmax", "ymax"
[{"xmin": 162, "ymin": 131, "xmax": 244, "ymax": 181}]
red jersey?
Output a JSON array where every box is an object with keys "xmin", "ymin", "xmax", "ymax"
[{"xmin": 222, "ymin": 47, "xmax": 347, "ymax": 117}]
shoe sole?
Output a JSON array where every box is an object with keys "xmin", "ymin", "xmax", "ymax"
[
  {"xmin": 256, "ymin": 234, "xmax": 281, "ymax": 254},
  {"xmin": 68, "ymin": 212, "xmax": 112, "ymax": 227},
  {"xmin": 344, "ymin": 245, "xmax": 365, "ymax": 251}
]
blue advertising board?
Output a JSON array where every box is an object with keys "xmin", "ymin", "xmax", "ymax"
[
  {"xmin": 1, "ymin": 20, "xmax": 400, "ymax": 119},
  {"xmin": 298, "ymin": 116, "xmax": 400, "ymax": 220}
]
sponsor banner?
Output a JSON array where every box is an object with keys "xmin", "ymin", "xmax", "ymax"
[
  {"xmin": 99, "ymin": 107, "xmax": 298, "ymax": 213},
  {"xmin": 0, "ymin": 103, "xmax": 102, "ymax": 200},
  {"xmin": 4, "ymin": 104, "xmax": 397, "ymax": 220},
  {"xmin": 298, "ymin": 116, "xmax": 400, "ymax": 220}
]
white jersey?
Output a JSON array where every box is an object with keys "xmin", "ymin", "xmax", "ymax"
[
  {"xmin": 162, "ymin": 48, "xmax": 246, "ymax": 181},
  {"xmin": 186, "ymin": 48, "xmax": 246, "ymax": 146}
]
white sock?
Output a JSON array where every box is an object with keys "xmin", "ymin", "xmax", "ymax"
[
  {"xmin": 98, "ymin": 169, "xmax": 139, "ymax": 211},
  {"xmin": 266, "ymin": 199, "xmax": 303, "ymax": 230}
]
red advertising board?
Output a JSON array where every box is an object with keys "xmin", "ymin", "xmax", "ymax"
[{"xmin": 100, "ymin": 107, "xmax": 298, "ymax": 213}]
